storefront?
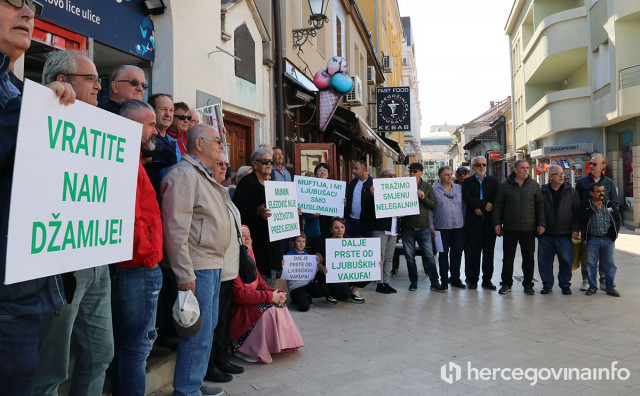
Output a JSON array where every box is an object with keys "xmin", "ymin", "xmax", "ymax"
[
  {"xmin": 530, "ymin": 143, "xmax": 594, "ymax": 187},
  {"xmin": 24, "ymin": 1, "xmax": 155, "ymax": 100},
  {"xmin": 606, "ymin": 117, "xmax": 639, "ymax": 229}
]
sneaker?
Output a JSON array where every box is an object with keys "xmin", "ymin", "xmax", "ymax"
[
  {"xmin": 430, "ymin": 284, "xmax": 447, "ymax": 293},
  {"xmin": 498, "ymin": 285, "xmax": 511, "ymax": 294},
  {"xmin": 606, "ymin": 289, "xmax": 621, "ymax": 297},
  {"xmin": 348, "ymin": 291, "xmax": 365, "ymax": 303},
  {"xmin": 450, "ymin": 280, "xmax": 466, "ymax": 289},
  {"xmin": 385, "ymin": 283, "xmax": 398, "ymax": 293},
  {"xmin": 599, "ymin": 281, "xmax": 606, "ymax": 291},
  {"xmin": 540, "ymin": 287, "xmax": 552, "ymax": 294},
  {"xmin": 561, "ymin": 287, "xmax": 572, "ymax": 295},
  {"xmin": 376, "ymin": 283, "xmax": 392, "ymax": 294},
  {"xmin": 481, "ymin": 282, "xmax": 497, "ymax": 290},
  {"xmin": 580, "ymin": 280, "xmax": 589, "ymax": 291},
  {"xmin": 524, "ymin": 286, "xmax": 535, "ymax": 295},
  {"xmin": 201, "ymin": 385, "xmax": 224, "ymax": 396},
  {"xmin": 467, "ymin": 282, "xmax": 478, "ymax": 290},
  {"xmin": 408, "ymin": 283, "xmax": 417, "ymax": 291},
  {"xmin": 326, "ymin": 295, "xmax": 338, "ymax": 304},
  {"xmin": 586, "ymin": 287, "xmax": 597, "ymax": 296}
]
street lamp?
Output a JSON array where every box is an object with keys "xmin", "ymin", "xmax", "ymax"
[{"xmin": 292, "ymin": 0, "xmax": 329, "ymax": 49}]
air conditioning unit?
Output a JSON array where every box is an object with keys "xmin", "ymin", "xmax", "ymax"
[
  {"xmin": 366, "ymin": 66, "xmax": 376, "ymax": 85},
  {"xmin": 345, "ymin": 75, "xmax": 363, "ymax": 106},
  {"xmin": 383, "ymin": 55, "xmax": 392, "ymax": 72},
  {"xmin": 528, "ymin": 140, "xmax": 537, "ymax": 152}
]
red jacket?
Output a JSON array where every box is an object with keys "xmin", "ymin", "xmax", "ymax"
[
  {"xmin": 229, "ymin": 273, "xmax": 276, "ymax": 342},
  {"xmin": 118, "ymin": 160, "xmax": 163, "ymax": 268},
  {"xmin": 166, "ymin": 126, "xmax": 188, "ymax": 155}
]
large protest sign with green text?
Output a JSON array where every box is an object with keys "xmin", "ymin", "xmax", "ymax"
[
  {"xmin": 325, "ymin": 238, "xmax": 381, "ymax": 283},
  {"xmin": 5, "ymin": 80, "xmax": 141, "ymax": 284},
  {"xmin": 294, "ymin": 175, "xmax": 345, "ymax": 217},
  {"xmin": 265, "ymin": 180, "xmax": 300, "ymax": 242},
  {"xmin": 373, "ymin": 176, "xmax": 419, "ymax": 218}
]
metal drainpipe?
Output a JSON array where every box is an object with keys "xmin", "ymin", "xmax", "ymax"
[
  {"xmin": 374, "ymin": 0, "xmax": 379, "ymax": 56},
  {"xmin": 273, "ymin": 0, "xmax": 285, "ymax": 153}
]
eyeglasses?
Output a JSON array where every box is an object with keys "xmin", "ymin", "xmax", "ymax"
[
  {"xmin": 474, "ymin": 163, "xmax": 487, "ymax": 167},
  {"xmin": 200, "ymin": 137, "xmax": 223, "ymax": 145},
  {"xmin": 215, "ymin": 161, "xmax": 229, "ymax": 168},
  {"xmin": 65, "ymin": 74, "xmax": 101, "ymax": 84},
  {"xmin": 174, "ymin": 114, "xmax": 192, "ymax": 121},
  {"xmin": 384, "ymin": 174, "xmax": 397, "ymax": 178},
  {"xmin": 257, "ymin": 159, "xmax": 274, "ymax": 165},
  {"xmin": 409, "ymin": 169, "xmax": 421, "ymax": 174},
  {"xmin": 115, "ymin": 79, "xmax": 148, "ymax": 90},
  {"xmin": 6, "ymin": 0, "xmax": 42, "ymax": 17},
  {"xmin": 551, "ymin": 173, "xmax": 565, "ymax": 177},
  {"xmin": 588, "ymin": 162, "xmax": 600, "ymax": 167}
]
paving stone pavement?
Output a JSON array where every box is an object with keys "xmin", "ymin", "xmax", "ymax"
[{"xmin": 152, "ymin": 230, "xmax": 640, "ymax": 395}]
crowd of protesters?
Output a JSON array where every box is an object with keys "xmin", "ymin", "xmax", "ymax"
[{"xmin": 0, "ymin": 3, "xmax": 625, "ymax": 396}]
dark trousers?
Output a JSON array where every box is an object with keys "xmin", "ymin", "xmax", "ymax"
[
  {"xmin": 327, "ymin": 283, "xmax": 352, "ymax": 300},
  {"xmin": 0, "ymin": 313, "xmax": 43, "ymax": 396},
  {"xmin": 289, "ymin": 283, "xmax": 330, "ymax": 312},
  {"xmin": 438, "ymin": 228, "xmax": 465, "ymax": 284},
  {"xmin": 346, "ymin": 217, "xmax": 370, "ymax": 238},
  {"xmin": 465, "ymin": 220, "xmax": 496, "ymax": 284},
  {"xmin": 156, "ymin": 266, "xmax": 178, "ymax": 345},
  {"xmin": 208, "ymin": 279, "xmax": 234, "ymax": 370},
  {"xmin": 501, "ymin": 231, "xmax": 536, "ymax": 287}
]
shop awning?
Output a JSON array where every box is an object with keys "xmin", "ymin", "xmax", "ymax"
[
  {"xmin": 355, "ymin": 115, "xmax": 401, "ymax": 161},
  {"xmin": 381, "ymin": 136, "xmax": 408, "ymax": 164}
]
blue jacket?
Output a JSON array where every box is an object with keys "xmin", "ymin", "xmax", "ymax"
[
  {"xmin": 576, "ymin": 174, "xmax": 618, "ymax": 208},
  {"xmin": 0, "ymin": 62, "xmax": 67, "ymax": 315}
]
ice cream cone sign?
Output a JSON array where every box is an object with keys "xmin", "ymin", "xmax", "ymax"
[{"xmin": 314, "ymin": 56, "xmax": 353, "ymax": 131}]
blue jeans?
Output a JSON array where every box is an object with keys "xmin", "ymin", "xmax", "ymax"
[
  {"xmin": 402, "ymin": 227, "xmax": 438, "ymax": 286},
  {"xmin": 111, "ymin": 265, "xmax": 163, "ymax": 396},
  {"xmin": 34, "ymin": 266, "xmax": 114, "ymax": 396},
  {"xmin": 586, "ymin": 236, "xmax": 617, "ymax": 291},
  {"xmin": 537, "ymin": 234, "xmax": 573, "ymax": 289},
  {"xmin": 438, "ymin": 228, "xmax": 465, "ymax": 284},
  {"xmin": 173, "ymin": 269, "xmax": 221, "ymax": 396},
  {"xmin": 0, "ymin": 313, "xmax": 43, "ymax": 395}
]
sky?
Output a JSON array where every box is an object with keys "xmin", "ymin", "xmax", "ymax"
[{"xmin": 397, "ymin": 0, "xmax": 515, "ymax": 136}]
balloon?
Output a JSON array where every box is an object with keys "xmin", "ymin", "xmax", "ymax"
[
  {"xmin": 330, "ymin": 73, "xmax": 353, "ymax": 94},
  {"xmin": 313, "ymin": 70, "xmax": 331, "ymax": 90},
  {"xmin": 326, "ymin": 56, "xmax": 348, "ymax": 75}
]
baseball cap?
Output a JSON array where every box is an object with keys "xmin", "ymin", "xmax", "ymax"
[
  {"xmin": 456, "ymin": 166, "xmax": 469, "ymax": 175},
  {"xmin": 172, "ymin": 290, "xmax": 202, "ymax": 337}
]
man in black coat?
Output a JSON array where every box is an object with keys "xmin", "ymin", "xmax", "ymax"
[
  {"xmin": 462, "ymin": 156, "xmax": 500, "ymax": 290},
  {"xmin": 344, "ymin": 160, "xmax": 375, "ymax": 238}
]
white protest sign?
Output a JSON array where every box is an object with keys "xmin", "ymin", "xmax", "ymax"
[
  {"xmin": 5, "ymin": 80, "xmax": 142, "ymax": 284},
  {"xmin": 265, "ymin": 180, "xmax": 300, "ymax": 242},
  {"xmin": 325, "ymin": 238, "xmax": 381, "ymax": 283},
  {"xmin": 294, "ymin": 175, "xmax": 345, "ymax": 217},
  {"xmin": 373, "ymin": 176, "xmax": 420, "ymax": 218},
  {"xmin": 281, "ymin": 255, "xmax": 318, "ymax": 281}
]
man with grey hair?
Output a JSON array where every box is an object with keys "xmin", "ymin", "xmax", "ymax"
[
  {"xmin": 493, "ymin": 159, "xmax": 546, "ymax": 295},
  {"xmin": 110, "ymin": 99, "xmax": 163, "ymax": 395},
  {"xmin": 371, "ymin": 168, "xmax": 399, "ymax": 294},
  {"xmin": 538, "ymin": 164, "xmax": 580, "ymax": 295},
  {"xmin": 162, "ymin": 123, "xmax": 229, "ymax": 396},
  {"xmin": 35, "ymin": 50, "xmax": 114, "ymax": 396},
  {"xmin": 463, "ymin": 156, "xmax": 500, "ymax": 289},
  {"xmin": 99, "ymin": 64, "xmax": 147, "ymax": 113},
  {"xmin": 575, "ymin": 153, "xmax": 618, "ymax": 291}
]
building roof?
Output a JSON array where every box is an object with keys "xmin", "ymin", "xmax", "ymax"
[
  {"xmin": 463, "ymin": 128, "xmax": 497, "ymax": 149},
  {"xmin": 421, "ymin": 132, "xmax": 454, "ymax": 146},
  {"xmin": 466, "ymin": 97, "xmax": 511, "ymax": 125}
]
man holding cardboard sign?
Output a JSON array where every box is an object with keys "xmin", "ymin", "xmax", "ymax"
[{"xmin": 0, "ymin": 2, "xmax": 76, "ymax": 393}]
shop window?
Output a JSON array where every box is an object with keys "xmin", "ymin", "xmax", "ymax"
[
  {"xmin": 234, "ymin": 24, "xmax": 256, "ymax": 84},
  {"xmin": 619, "ymin": 130, "xmax": 634, "ymax": 213}
]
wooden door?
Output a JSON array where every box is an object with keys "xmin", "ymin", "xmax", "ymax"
[{"xmin": 223, "ymin": 113, "xmax": 254, "ymax": 170}]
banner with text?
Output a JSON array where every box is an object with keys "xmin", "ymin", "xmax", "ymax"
[
  {"xmin": 294, "ymin": 175, "xmax": 345, "ymax": 217},
  {"xmin": 326, "ymin": 238, "xmax": 381, "ymax": 283},
  {"xmin": 265, "ymin": 181, "xmax": 300, "ymax": 242},
  {"xmin": 5, "ymin": 80, "xmax": 141, "ymax": 284},
  {"xmin": 373, "ymin": 177, "xmax": 420, "ymax": 218},
  {"xmin": 281, "ymin": 255, "xmax": 318, "ymax": 281}
]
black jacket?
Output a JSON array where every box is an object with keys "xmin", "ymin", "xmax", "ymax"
[
  {"xmin": 541, "ymin": 183, "xmax": 580, "ymax": 237},
  {"xmin": 0, "ymin": 70, "xmax": 68, "ymax": 315},
  {"xmin": 579, "ymin": 199, "xmax": 622, "ymax": 242},
  {"xmin": 344, "ymin": 176, "xmax": 375, "ymax": 223},
  {"xmin": 492, "ymin": 172, "xmax": 546, "ymax": 232},
  {"xmin": 462, "ymin": 174, "xmax": 499, "ymax": 230}
]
